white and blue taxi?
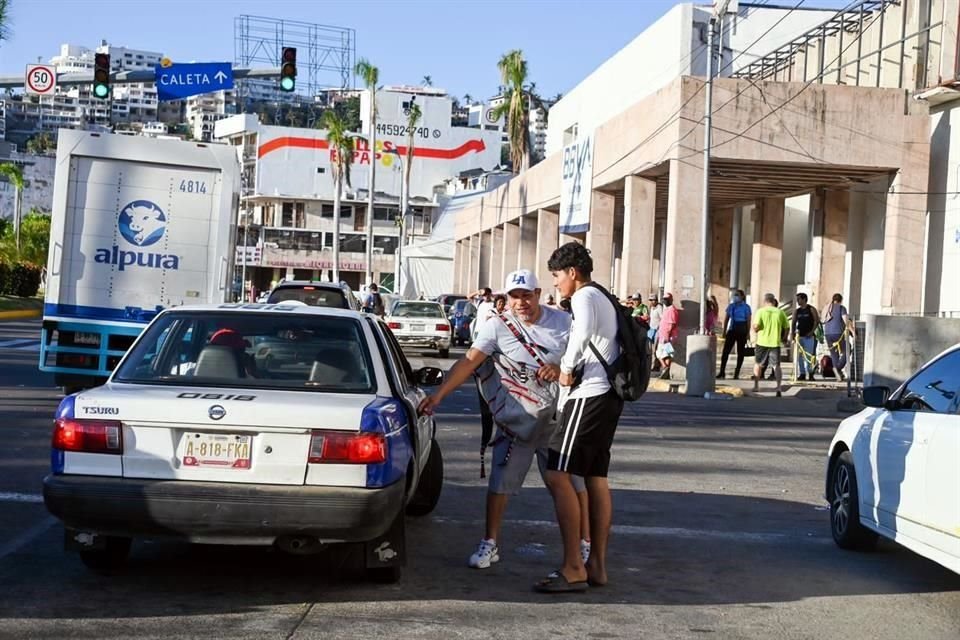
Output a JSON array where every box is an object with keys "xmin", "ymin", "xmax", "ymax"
[{"xmin": 42, "ymin": 303, "xmax": 445, "ymax": 582}]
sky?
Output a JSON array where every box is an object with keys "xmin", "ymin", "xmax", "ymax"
[{"xmin": 0, "ymin": 0, "xmax": 850, "ymax": 101}]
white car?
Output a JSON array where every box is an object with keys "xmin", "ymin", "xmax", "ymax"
[
  {"xmin": 826, "ymin": 344, "xmax": 960, "ymax": 574},
  {"xmin": 385, "ymin": 301, "xmax": 452, "ymax": 358},
  {"xmin": 43, "ymin": 303, "xmax": 445, "ymax": 582}
]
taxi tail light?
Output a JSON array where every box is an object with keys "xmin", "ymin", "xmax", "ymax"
[
  {"xmin": 308, "ymin": 431, "xmax": 385, "ymax": 464},
  {"xmin": 52, "ymin": 418, "xmax": 123, "ymax": 454},
  {"xmin": 435, "ymin": 323, "xmax": 450, "ymax": 331},
  {"xmin": 387, "ymin": 322, "xmax": 401, "ymax": 329}
]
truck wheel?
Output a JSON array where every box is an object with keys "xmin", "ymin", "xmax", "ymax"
[
  {"xmin": 406, "ymin": 440, "xmax": 443, "ymax": 517},
  {"xmin": 79, "ymin": 536, "xmax": 132, "ymax": 575}
]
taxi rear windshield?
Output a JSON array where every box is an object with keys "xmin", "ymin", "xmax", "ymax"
[
  {"xmin": 267, "ymin": 286, "xmax": 348, "ymax": 308},
  {"xmin": 113, "ymin": 312, "xmax": 375, "ymax": 393}
]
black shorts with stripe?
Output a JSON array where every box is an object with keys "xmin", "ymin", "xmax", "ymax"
[{"xmin": 547, "ymin": 389, "xmax": 624, "ymax": 477}]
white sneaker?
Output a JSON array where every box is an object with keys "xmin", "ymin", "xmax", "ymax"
[
  {"xmin": 468, "ymin": 538, "xmax": 500, "ymax": 569},
  {"xmin": 580, "ymin": 539, "xmax": 591, "ymax": 565}
]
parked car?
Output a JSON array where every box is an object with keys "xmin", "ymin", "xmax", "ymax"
[
  {"xmin": 267, "ymin": 281, "xmax": 360, "ymax": 311},
  {"xmin": 42, "ymin": 303, "xmax": 445, "ymax": 582},
  {"xmin": 826, "ymin": 343, "xmax": 960, "ymax": 575},
  {"xmin": 386, "ymin": 301, "xmax": 452, "ymax": 358},
  {"xmin": 449, "ymin": 299, "xmax": 477, "ymax": 346},
  {"xmin": 435, "ymin": 294, "xmax": 468, "ymax": 315}
]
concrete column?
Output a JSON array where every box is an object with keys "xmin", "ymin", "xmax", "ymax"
[
  {"xmin": 536, "ymin": 209, "xmax": 559, "ymax": 297},
  {"xmin": 467, "ymin": 235, "xmax": 480, "ymax": 293},
  {"xmin": 489, "ymin": 226, "xmax": 504, "ymax": 290},
  {"xmin": 806, "ymin": 189, "xmax": 849, "ymax": 306},
  {"xmin": 882, "ymin": 168, "xmax": 927, "ymax": 314},
  {"xmin": 710, "ymin": 206, "xmax": 734, "ymax": 312},
  {"xmin": 618, "ymin": 176, "xmax": 656, "ymax": 300},
  {"xmin": 750, "ymin": 197, "xmax": 784, "ymax": 301},
  {"xmin": 665, "ymin": 158, "xmax": 704, "ymax": 322},
  {"xmin": 665, "ymin": 158, "xmax": 705, "ymax": 378},
  {"xmin": 518, "ymin": 213, "xmax": 537, "ymax": 271},
  {"xmin": 502, "ymin": 221, "xmax": 520, "ymax": 282},
  {"xmin": 587, "ymin": 190, "xmax": 616, "ymax": 289},
  {"xmin": 478, "ymin": 231, "xmax": 492, "ymax": 290},
  {"xmin": 454, "ymin": 238, "xmax": 470, "ymax": 291}
]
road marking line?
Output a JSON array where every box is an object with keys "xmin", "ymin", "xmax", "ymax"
[
  {"xmin": 0, "ymin": 492, "xmax": 44, "ymax": 504},
  {"xmin": 0, "ymin": 339, "xmax": 40, "ymax": 350},
  {"xmin": 431, "ymin": 517, "xmax": 827, "ymax": 543},
  {"xmin": 0, "ymin": 517, "xmax": 55, "ymax": 561}
]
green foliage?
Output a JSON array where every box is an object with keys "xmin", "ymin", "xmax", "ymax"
[
  {"xmin": 323, "ymin": 110, "xmax": 353, "ymax": 189},
  {"xmin": 493, "ymin": 50, "xmax": 531, "ymax": 173},
  {"xmin": 334, "ymin": 96, "xmax": 362, "ymax": 132},
  {"xmin": 0, "ymin": 0, "xmax": 11, "ymax": 44},
  {"xmin": 25, "ymin": 132, "xmax": 54, "ymax": 155},
  {"xmin": 0, "ymin": 212, "xmax": 50, "ymax": 267},
  {"xmin": 0, "ymin": 261, "xmax": 42, "ymax": 297},
  {"xmin": 0, "ymin": 161, "xmax": 23, "ymax": 189}
]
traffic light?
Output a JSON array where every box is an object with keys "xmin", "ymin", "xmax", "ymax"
[
  {"xmin": 280, "ymin": 47, "xmax": 296, "ymax": 92},
  {"xmin": 93, "ymin": 52, "xmax": 110, "ymax": 99}
]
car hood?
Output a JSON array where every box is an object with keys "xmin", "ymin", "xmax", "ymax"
[{"xmin": 73, "ymin": 383, "xmax": 378, "ymax": 431}]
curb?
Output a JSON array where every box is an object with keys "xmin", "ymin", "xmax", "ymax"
[
  {"xmin": 0, "ymin": 309, "xmax": 42, "ymax": 320},
  {"xmin": 647, "ymin": 379, "xmax": 744, "ymax": 398}
]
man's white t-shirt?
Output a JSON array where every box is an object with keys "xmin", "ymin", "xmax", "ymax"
[
  {"xmin": 472, "ymin": 299, "xmax": 498, "ymax": 338},
  {"xmin": 561, "ymin": 284, "xmax": 620, "ymax": 400},
  {"xmin": 472, "ymin": 305, "xmax": 571, "ymax": 367}
]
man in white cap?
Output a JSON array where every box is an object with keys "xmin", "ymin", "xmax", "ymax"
[{"xmin": 419, "ymin": 269, "xmax": 591, "ymax": 570}]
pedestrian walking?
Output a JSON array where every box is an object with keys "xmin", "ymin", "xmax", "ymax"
[
  {"xmin": 752, "ymin": 293, "xmax": 790, "ymax": 396},
  {"xmin": 656, "ymin": 293, "xmax": 679, "ymax": 379},
  {"xmin": 534, "ymin": 242, "xmax": 624, "ymax": 593},
  {"xmin": 361, "ymin": 283, "xmax": 386, "ymax": 316},
  {"xmin": 493, "ymin": 294, "xmax": 507, "ymax": 314},
  {"xmin": 791, "ymin": 292, "xmax": 820, "ymax": 381},
  {"xmin": 717, "ymin": 289, "xmax": 751, "ymax": 379},
  {"xmin": 821, "ymin": 293, "xmax": 855, "ymax": 381},
  {"xmin": 418, "ymin": 269, "xmax": 591, "ymax": 570},
  {"xmin": 631, "ymin": 296, "xmax": 649, "ymax": 323}
]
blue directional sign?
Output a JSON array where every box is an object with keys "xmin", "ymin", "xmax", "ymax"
[{"xmin": 155, "ymin": 62, "xmax": 233, "ymax": 102}]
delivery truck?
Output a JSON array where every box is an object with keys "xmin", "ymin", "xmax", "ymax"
[{"xmin": 41, "ymin": 130, "xmax": 241, "ymax": 392}]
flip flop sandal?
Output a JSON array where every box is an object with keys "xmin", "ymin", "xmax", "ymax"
[{"xmin": 533, "ymin": 570, "xmax": 589, "ymax": 593}]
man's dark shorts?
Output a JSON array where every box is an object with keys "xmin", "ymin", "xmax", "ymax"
[
  {"xmin": 547, "ymin": 389, "xmax": 624, "ymax": 477},
  {"xmin": 755, "ymin": 345, "xmax": 781, "ymax": 368}
]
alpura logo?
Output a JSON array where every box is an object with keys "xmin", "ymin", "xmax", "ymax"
[{"xmin": 95, "ymin": 200, "xmax": 181, "ymax": 271}]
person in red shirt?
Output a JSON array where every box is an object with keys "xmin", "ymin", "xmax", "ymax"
[{"xmin": 656, "ymin": 293, "xmax": 680, "ymax": 379}]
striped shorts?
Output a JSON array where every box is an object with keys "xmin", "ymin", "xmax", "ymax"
[{"xmin": 547, "ymin": 389, "xmax": 623, "ymax": 478}]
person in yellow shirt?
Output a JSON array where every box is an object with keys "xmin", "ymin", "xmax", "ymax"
[{"xmin": 752, "ymin": 293, "xmax": 790, "ymax": 397}]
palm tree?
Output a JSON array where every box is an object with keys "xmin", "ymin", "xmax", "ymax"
[
  {"xmin": 422, "ymin": 75, "xmax": 432, "ymax": 87},
  {"xmin": 355, "ymin": 58, "xmax": 380, "ymax": 286},
  {"xmin": 395, "ymin": 102, "xmax": 422, "ymax": 296},
  {"xmin": 463, "ymin": 93, "xmax": 473, "ymax": 105},
  {"xmin": 0, "ymin": 162, "xmax": 24, "ymax": 250},
  {"xmin": 322, "ymin": 110, "xmax": 353, "ymax": 283},
  {"xmin": 0, "ymin": 0, "xmax": 11, "ymax": 44},
  {"xmin": 492, "ymin": 50, "xmax": 531, "ymax": 173}
]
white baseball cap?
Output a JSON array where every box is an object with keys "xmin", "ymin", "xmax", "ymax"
[{"xmin": 504, "ymin": 269, "xmax": 538, "ymax": 294}]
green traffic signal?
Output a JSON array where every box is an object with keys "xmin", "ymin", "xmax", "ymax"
[
  {"xmin": 280, "ymin": 76, "xmax": 295, "ymax": 92},
  {"xmin": 93, "ymin": 84, "xmax": 109, "ymax": 98}
]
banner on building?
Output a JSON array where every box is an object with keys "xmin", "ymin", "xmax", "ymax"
[{"xmin": 559, "ymin": 132, "xmax": 594, "ymax": 234}]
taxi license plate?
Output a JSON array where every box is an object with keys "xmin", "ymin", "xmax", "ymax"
[
  {"xmin": 181, "ymin": 432, "xmax": 252, "ymax": 469},
  {"xmin": 411, "ymin": 324, "xmax": 425, "ymax": 331}
]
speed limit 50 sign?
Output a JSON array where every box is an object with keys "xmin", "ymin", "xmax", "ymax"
[{"xmin": 25, "ymin": 64, "xmax": 57, "ymax": 96}]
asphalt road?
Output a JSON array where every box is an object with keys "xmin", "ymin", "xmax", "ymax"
[{"xmin": 0, "ymin": 319, "xmax": 957, "ymax": 640}]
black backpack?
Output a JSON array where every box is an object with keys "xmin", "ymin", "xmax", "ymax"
[{"xmin": 584, "ymin": 282, "xmax": 651, "ymax": 401}]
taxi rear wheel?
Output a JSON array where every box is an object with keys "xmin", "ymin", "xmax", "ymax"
[
  {"xmin": 406, "ymin": 440, "xmax": 443, "ymax": 517},
  {"xmin": 79, "ymin": 536, "xmax": 132, "ymax": 575}
]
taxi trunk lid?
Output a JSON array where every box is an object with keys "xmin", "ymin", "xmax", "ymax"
[{"xmin": 75, "ymin": 383, "xmax": 375, "ymax": 485}]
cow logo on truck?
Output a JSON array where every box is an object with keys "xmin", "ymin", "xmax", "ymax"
[
  {"xmin": 119, "ymin": 200, "xmax": 167, "ymax": 247},
  {"xmin": 94, "ymin": 199, "xmax": 181, "ymax": 271}
]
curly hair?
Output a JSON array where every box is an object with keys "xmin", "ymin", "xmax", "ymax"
[{"xmin": 547, "ymin": 242, "xmax": 593, "ymax": 278}]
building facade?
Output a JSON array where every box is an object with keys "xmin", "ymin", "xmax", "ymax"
[
  {"xmin": 215, "ymin": 88, "xmax": 503, "ymax": 298},
  {"xmin": 453, "ymin": 0, "xmax": 955, "ymax": 379}
]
